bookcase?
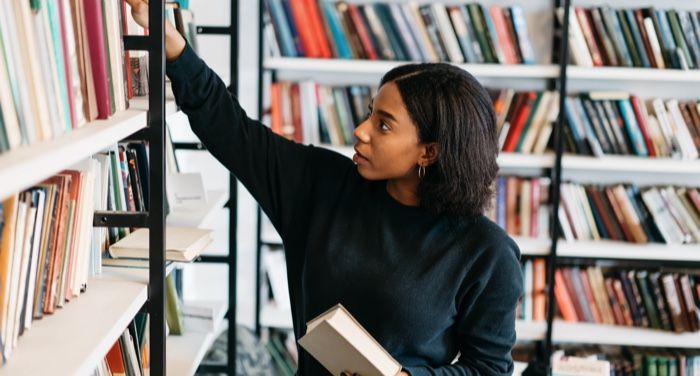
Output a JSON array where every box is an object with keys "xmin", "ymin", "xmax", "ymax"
[
  {"xmin": 0, "ymin": 1, "xmax": 171, "ymax": 375},
  {"xmin": 252, "ymin": 0, "xmax": 700, "ymax": 372}
]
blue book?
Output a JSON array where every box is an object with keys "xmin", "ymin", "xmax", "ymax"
[
  {"xmin": 573, "ymin": 97, "xmax": 604, "ymax": 156},
  {"xmin": 321, "ymin": 2, "xmax": 352, "ymax": 59},
  {"xmin": 264, "ymin": 0, "xmax": 297, "ymax": 57},
  {"xmin": 601, "ymin": 6, "xmax": 633, "ymax": 67},
  {"xmin": 564, "ymin": 97, "xmax": 589, "ymax": 154},
  {"xmin": 624, "ymin": 9, "xmax": 651, "ymax": 67},
  {"xmin": 46, "ymin": 0, "xmax": 72, "ymax": 131},
  {"xmin": 617, "ymin": 99, "xmax": 648, "ymax": 156},
  {"xmin": 459, "ymin": 5, "xmax": 484, "ymax": 63},
  {"xmin": 496, "ymin": 177, "xmax": 506, "ymax": 229},
  {"xmin": 280, "ymin": 0, "xmax": 304, "ymax": 56},
  {"xmin": 655, "ymin": 9, "xmax": 677, "ymax": 67},
  {"xmin": 510, "ymin": 6, "xmax": 536, "ymax": 64},
  {"xmin": 678, "ymin": 10, "xmax": 700, "ymax": 69}
]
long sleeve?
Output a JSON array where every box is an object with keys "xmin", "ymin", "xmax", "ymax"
[
  {"xmin": 403, "ymin": 244, "xmax": 523, "ymax": 376},
  {"xmin": 165, "ymin": 45, "xmax": 317, "ymax": 247}
]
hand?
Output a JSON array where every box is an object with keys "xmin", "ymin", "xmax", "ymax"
[{"xmin": 124, "ymin": 0, "xmax": 186, "ymax": 61}]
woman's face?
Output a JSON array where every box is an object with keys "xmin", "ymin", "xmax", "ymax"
[{"xmin": 352, "ymin": 82, "xmax": 425, "ymax": 181}]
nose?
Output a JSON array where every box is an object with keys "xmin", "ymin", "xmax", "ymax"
[{"xmin": 354, "ymin": 119, "xmax": 371, "ymax": 143}]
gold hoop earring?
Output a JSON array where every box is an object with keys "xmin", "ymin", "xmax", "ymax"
[{"xmin": 418, "ymin": 165, "xmax": 425, "ymax": 179}]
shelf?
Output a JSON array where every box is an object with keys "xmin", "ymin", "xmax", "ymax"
[
  {"xmin": 260, "ymin": 301, "xmax": 293, "ymax": 330},
  {"xmin": 166, "ymin": 299, "xmax": 229, "ymax": 376},
  {"xmin": 0, "ymin": 270, "xmax": 149, "ymax": 375},
  {"xmin": 552, "ymin": 320, "xmax": 700, "ymax": 348},
  {"xmin": 557, "ymin": 239, "xmax": 700, "ymax": 262},
  {"xmin": 516, "ymin": 320, "xmax": 547, "ymax": 341},
  {"xmin": 0, "ymin": 98, "xmax": 179, "ymax": 201},
  {"xmin": 515, "ymin": 237, "xmax": 552, "ymax": 256},
  {"xmin": 562, "ymin": 154, "xmax": 700, "ymax": 176},
  {"xmin": 567, "ymin": 66, "xmax": 700, "ymax": 83},
  {"xmin": 265, "ymin": 58, "xmax": 559, "ymax": 79},
  {"xmin": 167, "ymin": 190, "xmax": 228, "ymax": 228}
]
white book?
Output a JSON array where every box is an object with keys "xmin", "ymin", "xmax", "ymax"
[
  {"xmin": 651, "ymin": 99, "xmax": 681, "ymax": 158},
  {"xmin": 520, "ymin": 91, "xmax": 554, "ymax": 154},
  {"xmin": 406, "ymin": 2, "xmax": 439, "ymax": 62},
  {"xmin": 643, "ymin": 18, "xmax": 666, "ymax": 69},
  {"xmin": 109, "ymin": 227, "xmax": 213, "ymax": 262},
  {"xmin": 6, "ymin": 199, "xmax": 28, "ymax": 357},
  {"xmin": 641, "ymin": 188, "xmax": 684, "ymax": 244},
  {"xmin": 299, "ymin": 304, "xmax": 402, "ymax": 376},
  {"xmin": 0, "ymin": 8, "xmax": 23, "ymax": 150},
  {"xmin": 431, "ymin": 4, "xmax": 464, "ymax": 63},
  {"xmin": 362, "ymin": 5, "xmax": 395, "ymax": 61},
  {"xmin": 558, "ymin": 8, "xmax": 594, "ymax": 67},
  {"xmin": 665, "ymin": 99, "xmax": 699, "ymax": 160},
  {"xmin": 23, "ymin": 189, "xmax": 46, "ymax": 331},
  {"xmin": 577, "ymin": 185, "xmax": 600, "ymax": 241}
]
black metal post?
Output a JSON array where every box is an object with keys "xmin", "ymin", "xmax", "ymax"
[
  {"xmin": 147, "ymin": 0, "xmax": 166, "ymax": 375},
  {"xmin": 254, "ymin": 0, "xmax": 266, "ymax": 338},
  {"xmin": 228, "ymin": 2, "xmax": 240, "ymax": 374},
  {"xmin": 545, "ymin": 0, "xmax": 571, "ymax": 366}
]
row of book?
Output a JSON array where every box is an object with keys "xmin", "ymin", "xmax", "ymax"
[
  {"xmin": 93, "ymin": 313, "xmax": 150, "ymax": 376},
  {"xmin": 559, "ymin": 183, "xmax": 700, "ymax": 245},
  {"xmin": 492, "ymin": 90, "xmax": 560, "ymax": 154},
  {"xmin": 266, "ymin": 330, "xmax": 299, "ymax": 376},
  {"xmin": 566, "ymin": 6, "xmax": 700, "ymax": 70},
  {"xmin": 518, "ymin": 258, "xmax": 547, "ymax": 322},
  {"xmin": 484, "ymin": 176, "xmax": 551, "ymax": 239},
  {"xmin": 555, "ymin": 266, "xmax": 700, "ymax": 333},
  {"xmin": 264, "ymin": 0, "xmax": 536, "ymax": 64},
  {"xmin": 563, "ymin": 94, "xmax": 700, "ymax": 159},
  {"xmin": 0, "ymin": 0, "xmax": 148, "ymax": 154}
]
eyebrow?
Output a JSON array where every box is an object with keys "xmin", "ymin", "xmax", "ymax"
[{"xmin": 368, "ymin": 101, "xmax": 398, "ymax": 123}]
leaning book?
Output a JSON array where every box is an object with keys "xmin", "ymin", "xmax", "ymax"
[
  {"xmin": 108, "ymin": 227, "xmax": 213, "ymax": 262},
  {"xmin": 298, "ymin": 304, "xmax": 402, "ymax": 376}
]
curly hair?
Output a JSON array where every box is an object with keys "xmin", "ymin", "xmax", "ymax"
[{"xmin": 380, "ymin": 63, "xmax": 499, "ymax": 218}]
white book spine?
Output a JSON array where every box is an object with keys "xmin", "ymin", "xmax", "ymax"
[{"xmin": 432, "ymin": 3, "xmax": 464, "ymax": 63}]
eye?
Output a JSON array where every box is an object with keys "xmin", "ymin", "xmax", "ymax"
[{"xmin": 380, "ymin": 121, "xmax": 390, "ymax": 132}]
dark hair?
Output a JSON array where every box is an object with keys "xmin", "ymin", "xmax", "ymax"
[{"xmin": 380, "ymin": 63, "xmax": 499, "ymax": 218}]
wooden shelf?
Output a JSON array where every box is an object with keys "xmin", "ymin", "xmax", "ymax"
[
  {"xmin": 557, "ymin": 239, "xmax": 700, "ymax": 262},
  {"xmin": 265, "ymin": 58, "xmax": 559, "ymax": 79},
  {"xmin": 166, "ymin": 299, "xmax": 229, "ymax": 376},
  {"xmin": 567, "ymin": 66, "xmax": 700, "ymax": 82},
  {"xmin": 552, "ymin": 320, "xmax": 700, "ymax": 348},
  {"xmin": 0, "ymin": 98, "xmax": 178, "ymax": 201},
  {"xmin": 167, "ymin": 190, "xmax": 228, "ymax": 228}
]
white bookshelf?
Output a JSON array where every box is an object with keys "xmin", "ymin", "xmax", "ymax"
[
  {"xmin": 562, "ymin": 154, "xmax": 700, "ymax": 177},
  {"xmin": 265, "ymin": 58, "xmax": 559, "ymax": 79},
  {"xmin": 552, "ymin": 320, "xmax": 700, "ymax": 348},
  {"xmin": 567, "ymin": 66, "xmax": 700, "ymax": 83},
  {"xmin": 516, "ymin": 320, "xmax": 547, "ymax": 341},
  {"xmin": 512, "ymin": 237, "xmax": 552, "ymax": 256},
  {"xmin": 166, "ymin": 190, "xmax": 228, "ymax": 228},
  {"xmin": 0, "ymin": 266, "xmax": 174, "ymax": 376},
  {"xmin": 556, "ymin": 240, "xmax": 700, "ymax": 262},
  {"xmin": 166, "ymin": 299, "xmax": 229, "ymax": 376},
  {"xmin": 0, "ymin": 98, "xmax": 179, "ymax": 201}
]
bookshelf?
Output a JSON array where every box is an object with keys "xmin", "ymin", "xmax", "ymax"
[{"xmin": 254, "ymin": 0, "xmax": 700, "ymax": 370}]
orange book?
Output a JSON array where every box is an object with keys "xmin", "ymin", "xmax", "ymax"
[
  {"xmin": 270, "ymin": 83, "xmax": 284, "ymax": 136},
  {"xmin": 604, "ymin": 278, "xmax": 626, "ymax": 326},
  {"xmin": 604, "ymin": 187, "xmax": 635, "ymax": 242},
  {"xmin": 290, "ymin": 83, "xmax": 303, "ymax": 143},
  {"xmin": 105, "ymin": 340, "xmax": 127, "ymax": 376},
  {"xmin": 612, "ymin": 185, "xmax": 647, "ymax": 243},
  {"xmin": 43, "ymin": 174, "xmax": 72, "ymax": 313},
  {"xmin": 0, "ymin": 197, "xmax": 19, "ymax": 338},
  {"xmin": 289, "ymin": 0, "xmax": 322, "ymax": 57},
  {"xmin": 488, "ymin": 7, "xmax": 518, "ymax": 64},
  {"xmin": 505, "ymin": 177, "xmax": 519, "ymax": 235},
  {"xmin": 59, "ymin": 169, "xmax": 84, "ymax": 302},
  {"xmin": 532, "ymin": 258, "xmax": 547, "ymax": 321},
  {"xmin": 503, "ymin": 92, "xmax": 537, "ymax": 152},
  {"xmin": 304, "ymin": 0, "xmax": 332, "ymax": 58},
  {"xmin": 554, "ymin": 270, "xmax": 579, "ymax": 322}
]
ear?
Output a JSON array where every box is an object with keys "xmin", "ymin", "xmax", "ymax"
[{"xmin": 418, "ymin": 142, "xmax": 439, "ymax": 166}]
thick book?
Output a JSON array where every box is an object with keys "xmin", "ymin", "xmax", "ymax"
[
  {"xmin": 108, "ymin": 227, "xmax": 212, "ymax": 262},
  {"xmin": 299, "ymin": 304, "xmax": 402, "ymax": 376}
]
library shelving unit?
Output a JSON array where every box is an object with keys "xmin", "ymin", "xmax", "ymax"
[
  {"xmin": 251, "ymin": 0, "xmax": 700, "ymax": 371},
  {"xmin": 0, "ymin": 1, "xmax": 171, "ymax": 375}
]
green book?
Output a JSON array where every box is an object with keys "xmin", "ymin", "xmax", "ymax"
[
  {"xmin": 658, "ymin": 356, "xmax": 669, "ymax": 376},
  {"xmin": 515, "ymin": 93, "xmax": 543, "ymax": 152},
  {"xmin": 666, "ymin": 10, "xmax": 694, "ymax": 69},
  {"xmin": 467, "ymin": 4, "xmax": 495, "ymax": 63},
  {"xmin": 617, "ymin": 9, "xmax": 643, "ymax": 67},
  {"xmin": 165, "ymin": 274, "xmax": 184, "ymax": 335},
  {"xmin": 645, "ymin": 355, "xmax": 658, "ymax": 376}
]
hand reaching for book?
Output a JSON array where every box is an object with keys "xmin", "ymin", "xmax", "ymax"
[{"xmin": 124, "ymin": 0, "xmax": 187, "ymax": 61}]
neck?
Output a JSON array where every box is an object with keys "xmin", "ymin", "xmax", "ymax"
[{"xmin": 386, "ymin": 178, "xmax": 420, "ymax": 207}]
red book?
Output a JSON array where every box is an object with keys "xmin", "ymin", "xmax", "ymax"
[
  {"xmin": 84, "ymin": 0, "xmax": 111, "ymax": 119},
  {"xmin": 289, "ymin": 0, "xmax": 322, "ymax": 57},
  {"xmin": 304, "ymin": 0, "xmax": 332, "ymax": 58},
  {"xmin": 347, "ymin": 4, "xmax": 378, "ymax": 60},
  {"xmin": 120, "ymin": 0, "xmax": 134, "ymax": 99},
  {"xmin": 532, "ymin": 258, "xmax": 547, "ymax": 321},
  {"xmin": 270, "ymin": 83, "xmax": 284, "ymax": 136},
  {"xmin": 629, "ymin": 96, "xmax": 656, "ymax": 157},
  {"xmin": 503, "ymin": 92, "xmax": 537, "ymax": 152},
  {"xmin": 106, "ymin": 340, "xmax": 127, "ymax": 376},
  {"xmin": 488, "ymin": 6, "xmax": 518, "ymax": 64},
  {"xmin": 604, "ymin": 187, "xmax": 635, "ymax": 242},
  {"xmin": 575, "ymin": 8, "xmax": 604, "ymax": 66}
]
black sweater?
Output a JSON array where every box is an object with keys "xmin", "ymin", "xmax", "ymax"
[{"xmin": 166, "ymin": 45, "xmax": 523, "ymax": 376}]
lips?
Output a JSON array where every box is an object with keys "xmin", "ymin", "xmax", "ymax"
[{"xmin": 353, "ymin": 146, "xmax": 369, "ymax": 164}]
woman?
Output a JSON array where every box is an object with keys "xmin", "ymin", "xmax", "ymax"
[{"xmin": 126, "ymin": 1, "xmax": 523, "ymax": 375}]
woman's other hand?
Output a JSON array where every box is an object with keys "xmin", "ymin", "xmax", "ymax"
[{"xmin": 124, "ymin": 0, "xmax": 186, "ymax": 61}]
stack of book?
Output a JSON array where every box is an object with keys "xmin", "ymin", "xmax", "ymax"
[
  {"xmin": 558, "ymin": 183, "xmax": 700, "ymax": 244},
  {"xmin": 0, "ymin": 0, "xmax": 150, "ymax": 154},
  {"xmin": 564, "ymin": 93, "xmax": 700, "ymax": 159},
  {"xmin": 485, "ymin": 176, "xmax": 551, "ymax": 239},
  {"xmin": 563, "ymin": 6, "xmax": 700, "ymax": 70},
  {"xmin": 93, "ymin": 313, "xmax": 150, "ymax": 376},
  {"xmin": 264, "ymin": 0, "xmax": 538, "ymax": 64},
  {"xmin": 554, "ymin": 346, "xmax": 700, "ymax": 375},
  {"xmin": 555, "ymin": 266, "xmax": 700, "ymax": 333},
  {"xmin": 518, "ymin": 258, "xmax": 548, "ymax": 322}
]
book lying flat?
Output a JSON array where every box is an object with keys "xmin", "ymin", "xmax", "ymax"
[
  {"xmin": 108, "ymin": 227, "xmax": 212, "ymax": 262},
  {"xmin": 298, "ymin": 304, "xmax": 402, "ymax": 376}
]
